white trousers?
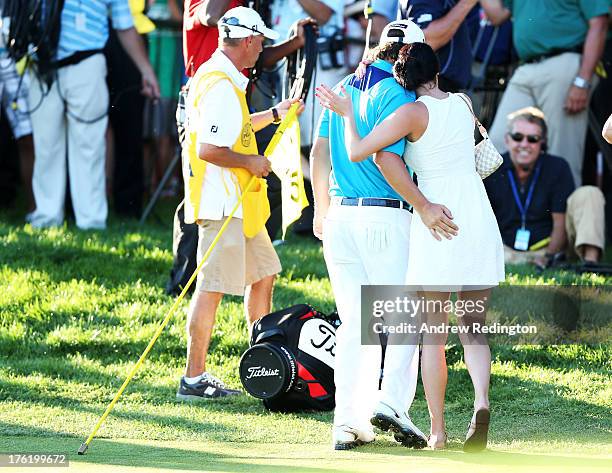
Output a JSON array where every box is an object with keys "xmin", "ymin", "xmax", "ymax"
[
  {"xmin": 323, "ymin": 203, "xmax": 419, "ymax": 429},
  {"xmin": 28, "ymin": 54, "xmax": 109, "ymax": 229},
  {"xmin": 489, "ymin": 53, "xmax": 591, "ymax": 186}
]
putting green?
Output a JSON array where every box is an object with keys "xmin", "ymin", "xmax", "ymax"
[{"xmin": 1, "ymin": 437, "xmax": 610, "ymax": 473}]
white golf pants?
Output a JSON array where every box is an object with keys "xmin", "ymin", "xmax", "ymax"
[{"xmin": 323, "ymin": 202, "xmax": 419, "ymax": 430}]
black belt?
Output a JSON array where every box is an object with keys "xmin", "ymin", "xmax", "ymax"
[
  {"xmin": 54, "ymin": 49, "xmax": 103, "ymax": 69},
  {"xmin": 521, "ymin": 47, "xmax": 581, "ymax": 65},
  {"xmin": 339, "ymin": 197, "xmax": 410, "ymax": 211}
]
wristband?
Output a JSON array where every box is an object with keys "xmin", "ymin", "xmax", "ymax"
[{"xmin": 271, "ymin": 107, "xmax": 281, "ymax": 124}]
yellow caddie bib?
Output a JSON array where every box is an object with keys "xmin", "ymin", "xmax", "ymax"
[{"xmin": 184, "ymin": 71, "xmax": 270, "ymax": 238}]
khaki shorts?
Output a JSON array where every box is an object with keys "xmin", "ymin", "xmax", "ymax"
[{"xmin": 196, "ymin": 218, "xmax": 282, "ymax": 296}]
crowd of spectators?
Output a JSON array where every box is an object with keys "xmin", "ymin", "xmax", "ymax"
[{"xmin": 1, "ymin": 0, "xmax": 610, "ymax": 262}]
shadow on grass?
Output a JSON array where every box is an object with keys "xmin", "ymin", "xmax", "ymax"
[
  {"xmin": 360, "ymin": 443, "xmax": 612, "ymax": 469},
  {"xmin": 0, "ymin": 359, "xmax": 609, "ymax": 446},
  {"xmin": 0, "ymin": 433, "xmax": 610, "ymax": 472},
  {"xmin": 1, "ymin": 234, "xmax": 169, "ymax": 290}
]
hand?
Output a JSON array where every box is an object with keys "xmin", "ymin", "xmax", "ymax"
[
  {"xmin": 140, "ymin": 66, "xmax": 160, "ymax": 99},
  {"xmin": 315, "ymin": 84, "xmax": 352, "ymax": 117},
  {"xmin": 247, "ymin": 155, "xmax": 272, "ymax": 178},
  {"xmin": 291, "ymin": 17, "xmax": 319, "ymax": 48},
  {"xmin": 355, "ymin": 59, "xmax": 372, "ymax": 80},
  {"xmin": 602, "ymin": 113, "xmax": 612, "ymax": 144},
  {"xmin": 417, "ymin": 202, "xmax": 459, "ymax": 241},
  {"xmin": 564, "ymin": 85, "xmax": 588, "ymax": 114},
  {"xmin": 313, "ymin": 207, "xmax": 327, "ymax": 240},
  {"xmin": 275, "ymin": 97, "xmax": 306, "ymax": 119}
]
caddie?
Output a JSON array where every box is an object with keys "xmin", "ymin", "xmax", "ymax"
[{"xmin": 177, "ymin": 6, "xmax": 303, "ymax": 400}]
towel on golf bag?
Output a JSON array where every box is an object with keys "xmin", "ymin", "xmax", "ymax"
[{"xmin": 239, "ymin": 304, "xmax": 337, "ymax": 412}]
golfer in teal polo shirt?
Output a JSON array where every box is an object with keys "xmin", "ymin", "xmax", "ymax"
[{"xmin": 311, "ymin": 20, "xmax": 435, "ymax": 451}]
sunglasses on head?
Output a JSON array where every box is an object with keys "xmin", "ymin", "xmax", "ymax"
[
  {"xmin": 509, "ymin": 132, "xmax": 542, "ymax": 144},
  {"xmin": 220, "ymin": 16, "xmax": 261, "ymax": 36}
]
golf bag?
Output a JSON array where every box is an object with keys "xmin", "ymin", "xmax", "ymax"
[{"xmin": 239, "ymin": 304, "xmax": 337, "ymax": 412}]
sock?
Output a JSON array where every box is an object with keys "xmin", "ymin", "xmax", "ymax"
[{"xmin": 184, "ymin": 373, "xmax": 203, "ymax": 384}]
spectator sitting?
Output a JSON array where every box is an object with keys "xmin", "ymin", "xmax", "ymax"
[
  {"xmin": 484, "ymin": 107, "xmax": 606, "ymax": 267},
  {"xmin": 480, "ymin": 0, "xmax": 610, "ymax": 186},
  {"xmin": 397, "ymin": 0, "xmax": 477, "ymax": 92}
]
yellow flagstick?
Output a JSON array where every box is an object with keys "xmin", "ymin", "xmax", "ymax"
[{"xmin": 78, "ymin": 103, "xmax": 300, "ymax": 455}]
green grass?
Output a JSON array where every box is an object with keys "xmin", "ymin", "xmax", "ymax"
[{"xmin": 0, "ymin": 201, "xmax": 611, "ymax": 472}]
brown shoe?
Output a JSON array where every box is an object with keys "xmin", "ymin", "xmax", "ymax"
[{"xmin": 463, "ymin": 408, "xmax": 490, "ymax": 452}]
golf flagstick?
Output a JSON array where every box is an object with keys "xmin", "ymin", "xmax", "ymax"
[{"xmin": 78, "ymin": 103, "xmax": 301, "ymax": 455}]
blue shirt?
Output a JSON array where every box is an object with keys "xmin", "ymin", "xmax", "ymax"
[
  {"xmin": 317, "ymin": 59, "xmax": 415, "ymax": 199},
  {"xmin": 399, "ymin": 0, "xmax": 473, "ymax": 89},
  {"xmin": 57, "ymin": 0, "xmax": 134, "ymax": 60}
]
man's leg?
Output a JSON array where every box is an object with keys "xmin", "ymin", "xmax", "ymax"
[
  {"xmin": 17, "ymin": 135, "xmax": 35, "ymax": 213},
  {"xmin": 185, "ymin": 290, "xmax": 223, "ymax": 377},
  {"xmin": 61, "ymin": 54, "xmax": 109, "ymax": 230},
  {"xmin": 359, "ymin": 208, "xmax": 424, "ymax": 446},
  {"xmin": 566, "ymin": 186, "xmax": 606, "ymax": 262},
  {"xmin": 177, "ymin": 218, "xmax": 245, "ymax": 400},
  {"xmin": 244, "ymin": 227, "xmax": 282, "ymax": 326},
  {"xmin": 489, "ymin": 65, "xmax": 537, "ymax": 154},
  {"xmin": 28, "ymin": 70, "xmax": 67, "ymax": 227},
  {"xmin": 534, "ymin": 53, "xmax": 589, "ymax": 186},
  {"xmin": 504, "ymin": 245, "xmax": 546, "ymax": 264},
  {"xmin": 323, "ymin": 206, "xmax": 379, "ymax": 446},
  {"xmin": 244, "ymin": 274, "xmax": 275, "ymax": 326}
]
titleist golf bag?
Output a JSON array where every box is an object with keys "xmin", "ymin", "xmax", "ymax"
[{"xmin": 239, "ymin": 304, "xmax": 337, "ymax": 412}]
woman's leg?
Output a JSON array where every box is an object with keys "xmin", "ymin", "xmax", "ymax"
[
  {"xmin": 456, "ymin": 288, "xmax": 492, "ymax": 415},
  {"xmin": 420, "ymin": 291, "xmax": 451, "ymax": 444}
]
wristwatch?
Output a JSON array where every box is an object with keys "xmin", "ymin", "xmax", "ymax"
[
  {"xmin": 572, "ymin": 76, "xmax": 591, "ymax": 90},
  {"xmin": 271, "ymin": 107, "xmax": 281, "ymax": 124}
]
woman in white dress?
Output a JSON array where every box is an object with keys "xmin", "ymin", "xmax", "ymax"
[{"xmin": 316, "ymin": 42, "xmax": 504, "ymax": 452}]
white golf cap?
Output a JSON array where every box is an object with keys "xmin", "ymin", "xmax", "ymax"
[
  {"xmin": 380, "ymin": 20, "xmax": 425, "ymax": 45},
  {"xmin": 218, "ymin": 6, "xmax": 279, "ymax": 41}
]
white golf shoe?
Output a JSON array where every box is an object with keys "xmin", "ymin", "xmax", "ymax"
[
  {"xmin": 332, "ymin": 424, "xmax": 376, "ymax": 451},
  {"xmin": 370, "ymin": 401, "xmax": 427, "ymax": 449}
]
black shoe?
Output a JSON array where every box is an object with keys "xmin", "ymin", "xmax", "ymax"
[{"xmin": 176, "ymin": 373, "xmax": 242, "ymax": 401}]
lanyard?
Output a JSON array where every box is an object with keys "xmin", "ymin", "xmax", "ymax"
[{"xmin": 507, "ymin": 163, "xmax": 541, "ymax": 228}]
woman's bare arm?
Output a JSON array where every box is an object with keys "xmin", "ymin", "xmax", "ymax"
[{"xmin": 316, "ymin": 84, "xmax": 424, "ymax": 162}]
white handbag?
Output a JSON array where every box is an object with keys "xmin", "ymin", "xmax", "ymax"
[{"xmin": 457, "ymin": 93, "xmax": 503, "ymax": 179}]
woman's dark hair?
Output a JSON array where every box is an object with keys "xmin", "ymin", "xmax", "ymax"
[
  {"xmin": 392, "ymin": 42, "xmax": 440, "ymax": 91},
  {"xmin": 368, "ymin": 42, "xmax": 404, "ymax": 63}
]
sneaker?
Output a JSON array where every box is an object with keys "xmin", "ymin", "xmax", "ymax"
[
  {"xmin": 176, "ymin": 373, "xmax": 242, "ymax": 401},
  {"xmin": 370, "ymin": 401, "xmax": 427, "ymax": 449},
  {"xmin": 332, "ymin": 425, "xmax": 375, "ymax": 451}
]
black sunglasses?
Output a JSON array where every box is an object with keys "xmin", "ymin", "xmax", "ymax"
[
  {"xmin": 509, "ymin": 132, "xmax": 542, "ymax": 144},
  {"xmin": 220, "ymin": 16, "xmax": 261, "ymax": 36}
]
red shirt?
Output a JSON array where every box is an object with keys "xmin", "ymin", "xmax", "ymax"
[{"xmin": 183, "ymin": 0, "xmax": 243, "ymax": 77}]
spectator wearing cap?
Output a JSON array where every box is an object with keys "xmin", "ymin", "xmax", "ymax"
[
  {"xmin": 397, "ymin": 0, "xmax": 478, "ymax": 92},
  {"xmin": 176, "ymin": 6, "xmax": 304, "ymax": 401},
  {"xmin": 484, "ymin": 107, "xmax": 606, "ymax": 267},
  {"xmin": 165, "ymin": 0, "xmax": 316, "ymax": 296},
  {"xmin": 480, "ymin": 0, "xmax": 610, "ymax": 186},
  {"xmin": 27, "ymin": 0, "xmax": 159, "ymax": 230},
  {"xmin": 312, "ymin": 20, "xmax": 448, "ymax": 451}
]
